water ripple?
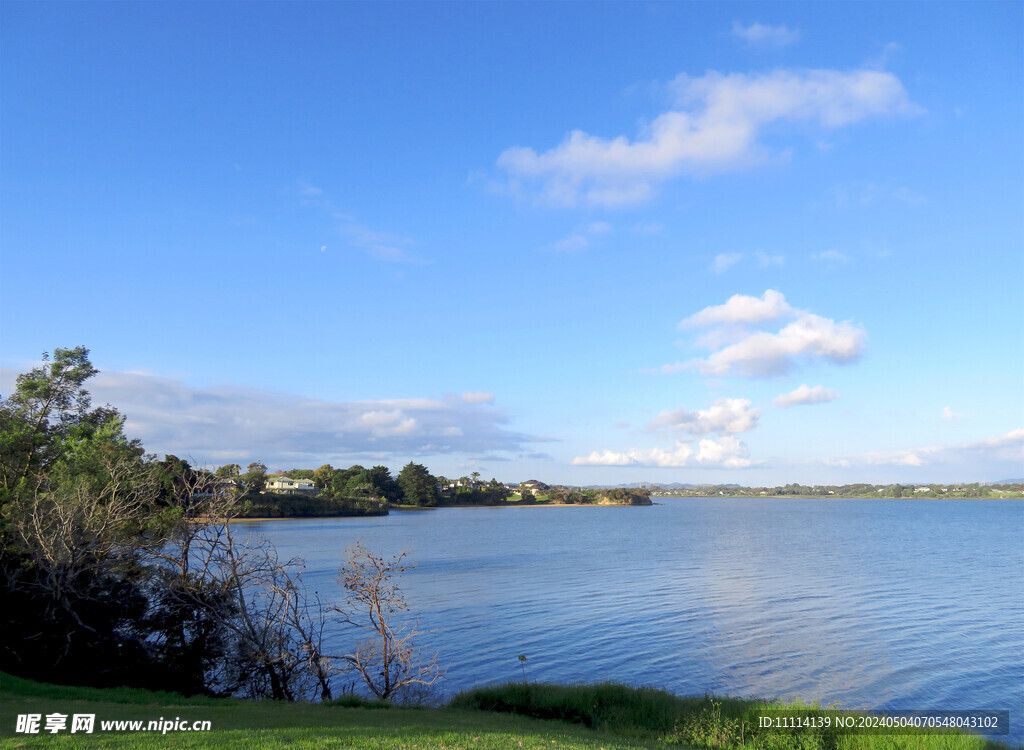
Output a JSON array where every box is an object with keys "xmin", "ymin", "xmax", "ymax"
[{"xmin": 254, "ymin": 498, "xmax": 1023, "ymax": 744}]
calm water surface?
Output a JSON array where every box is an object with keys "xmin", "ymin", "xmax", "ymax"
[{"xmin": 236, "ymin": 498, "xmax": 1023, "ymax": 743}]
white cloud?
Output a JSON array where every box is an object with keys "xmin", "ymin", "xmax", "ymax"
[
  {"xmin": 866, "ymin": 41, "xmax": 903, "ymax": 72},
  {"xmin": 861, "ymin": 450, "xmax": 928, "ymax": 467},
  {"xmin": 681, "ymin": 289, "xmax": 793, "ymax": 327},
  {"xmin": 774, "ymin": 384, "xmax": 839, "ymax": 408},
  {"xmin": 699, "ymin": 314, "xmax": 865, "ymax": 377},
  {"xmin": 648, "ymin": 398, "xmax": 760, "ymax": 435},
  {"xmin": 942, "ymin": 406, "xmax": 963, "ymax": 421},
  {"xmin": 692, "ymin": 326, "xmax": 758, "ymax": 352},
  {"xmin": 664, "ymin": 291, "xmax": 866, "ymax": 378},
  {"xmin": 968, "ymin": 429, "xmax": 1024, "ymax": 461},
  {"xmin": 712, "ymin": 253, "xmax": 743, "ymax": 274},
  {"xmin": 820, "ymin": 429, "xmax": 1024, "ymax": 470},
  {"xmin": 498, "ymin": 68, "xmax": 922, "ymax": 207},
  {"xmin": 54, "ymin": 370, "xmax": 535, "ymax": 469},
  {"xmin": 732, "ymin": 22, "xmax": 800, "ymax": 47},
  {"xmin": 572, "ymin": 436, "xmax": 753, "ymax": 468}
]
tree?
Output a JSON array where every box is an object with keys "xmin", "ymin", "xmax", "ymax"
[
  {"xmin": 312, "ymin": 464, "xmax": 334, "ymax": 489},
  {"xmin": 339, "ymin": 465, "xmax": 401, "ymax": 503},
  {"xmin": 1, "ymin": 348, "xmax": 340, "ymax": 699},
  {"xmin": 331, "ymin": 542, "xmax": 442, "ymax": 701},
  {"xmin": 365, "ymin": 465, "xmax": 401, "ymax": 503},
  {"xmin": 215, "ymin": 463, "xmax": 241, "ymax": 479},
  {"xmin": 1, "ymin": 346, "xmax": 99, "ymax": 499},
  {"xmin": 0, "ymin": 348, "xmax": 168, "ymax": 685},
  {"xmin": 149, "ymin": 486, "xmax": 337, "ymax": 700},
  {"xmin": 152, "ymin": 454, "xmax": 200, "ymax": 505},
  {"xmin": 397, "ymin": 462, "xmax": 439, "ymax": 506},
  {"xmin": 242, "ymin": 462, "xmax": 268, "ymax": 493}
]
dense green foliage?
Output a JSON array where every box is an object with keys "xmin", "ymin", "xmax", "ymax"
[
  {"xmin": 315, "ymin": 464, "xmax": 403, "ymax": 505},
  {"xmin": 439, "ymin": 478, "xmax": 511, "ymax": 505},
  {"xmin": 0, "ymin": 348, "xmax": 177, "ymax": 690},
  {"xmin": 543, "ymin": 487, "xmax": 653, "ymax": 505},
  {"xmin": 241, "ymin": 462, "xmax": 268, "ymax": 493},
  {"xmin": 451, "ymin": 681, "xmax": 688, "ymax": 736},
  {"xmin": 398, "ymin": 461, "xmax": 441, "ymax": 506},
  {"xmin": 235, "ymin": 492, "xmax": 387, "ymax": 518}
]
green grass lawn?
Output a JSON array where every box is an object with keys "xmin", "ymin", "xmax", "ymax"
[
  {"xmin": 0, "ymin": 673, "xmax": 658, "ymax": 750},
  {"xmin": 0, "ymin": 674, "xmax": 1015, "ymax": 750}
]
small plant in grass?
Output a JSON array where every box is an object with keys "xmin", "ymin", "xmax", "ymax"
[
  {"xmin": 667, "ymin": 697, "xmax": 742, "ymax": 748},
  {"xmin": 326, "ymin": 694, "xmax": 393, "ymax": 709}
]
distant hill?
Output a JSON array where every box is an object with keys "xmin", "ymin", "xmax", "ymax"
[
  {"xmin": 581, "ymin": 482, "xmax": 667, "ymax": 490},
  {"xmin": 991, "ymin": 478, "xmax": 1024, "ymax": 485},
  {"xmin": 580, "ymin": 482, "xmax": 740, "ymax": 490}
]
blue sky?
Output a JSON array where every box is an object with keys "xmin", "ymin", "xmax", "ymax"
[{"xmin": 2, "ymin": 2, "xmax": 1021, "ymax": 485}]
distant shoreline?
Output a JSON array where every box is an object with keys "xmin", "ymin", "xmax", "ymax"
[
  {"xmin": 230, "ymin": 500, "xmax": 651, "ymax": 521},
  {"xmin": 391, "ymin": 501, "xmax": 648, "ymax": 510},
  {"xmin": 228, "ymin": 494, "xmax": 1021, "ymax": 522},
  {"xmin": 654, "ymin": 493, "xmax": 1023, "ymax": 500}
]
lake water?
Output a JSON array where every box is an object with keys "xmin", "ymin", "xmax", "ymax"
[{"xmin": 235, "ymin": 498, "xmax": 1024, "ymax": 743}]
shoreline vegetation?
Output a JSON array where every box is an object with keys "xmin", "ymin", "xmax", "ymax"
[
  {"xmin": 1, "ymin": 672, "xmax": 1015, "ymax": 750},
  {"xmin": 649, "ymin": 482, "xmax": 1023, "ymax": 500},
  {"xmin": 232, "ymin": 481, "xmax": 1021, "ymax": 520},
  {"xmin": 233, "ymin": 485, "xmax": 656, "ymax": 519}
]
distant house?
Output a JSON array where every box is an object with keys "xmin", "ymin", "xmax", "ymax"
[
  {"xmin": 266, "ymin": 477, "xmax": 316, "ymax": 493},
  {"xmin": 445, "ymin": 478, "xmax": 485, "ymax": 490},
  {"xmin": 520, "ymin": 480, "xmax": 550, "ymax": 492}
]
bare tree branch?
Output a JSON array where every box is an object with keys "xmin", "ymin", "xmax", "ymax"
[{"xmin": 329, "ymin": 541, "xmax": 443, "ymax": 702}]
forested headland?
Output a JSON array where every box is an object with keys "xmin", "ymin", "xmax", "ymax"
[{"xmin": 214, "ymin": 463, "xmax": 653, "ymax": 518}]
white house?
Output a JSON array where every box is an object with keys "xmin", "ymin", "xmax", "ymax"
[{"xmin": 266, "ymin": 477, "xmax": 316, "ymax": 493}]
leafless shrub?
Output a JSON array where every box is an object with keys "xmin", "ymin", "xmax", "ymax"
[{"xmin": 330, "ymin": 541, "xmax": 443, "ymax": 702}]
